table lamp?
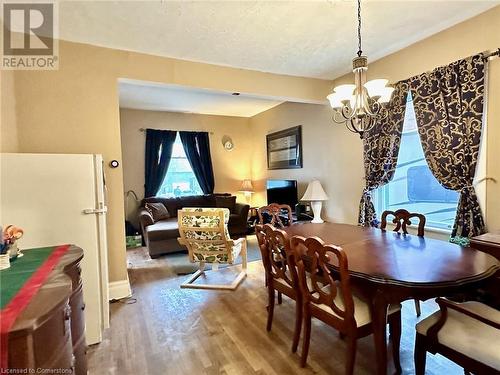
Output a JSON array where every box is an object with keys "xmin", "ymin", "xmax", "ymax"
[
  {"xmin": 301, "ymin": 180, "xmax": 328, "ymax": 223},
  {"xmin": 239, "ymin": 179, "xmax": 254, "ymax": 201}
]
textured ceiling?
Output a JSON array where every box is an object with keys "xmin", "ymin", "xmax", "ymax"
[
  {"xmin": 119, "ymin": 80, "xmax": 283, "ymax": 117},
  {"xmin": 58, "ymin": 1, "xmax": 499, "ymax": 79}
]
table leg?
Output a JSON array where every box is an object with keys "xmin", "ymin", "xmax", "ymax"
[{"xmin": 370, "ymin": 290, "xmax": 389, "ymax": 375}]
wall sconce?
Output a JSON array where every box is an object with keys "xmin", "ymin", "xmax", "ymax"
[{"xmin": 222, "ymin": 135, "xmax": 234, "ymax": 151}]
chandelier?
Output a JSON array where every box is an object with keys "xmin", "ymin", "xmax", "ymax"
[{"xmin": 327, "ymin": 0, "xmax": 394, "ymax": 138}]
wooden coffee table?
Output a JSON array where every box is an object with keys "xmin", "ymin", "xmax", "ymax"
[{"xmin": 284, "ymin": 222, "xmax": 499, "ymax": 375}]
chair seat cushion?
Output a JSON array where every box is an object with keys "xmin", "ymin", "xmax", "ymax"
[
  {"xmin": 145, "ymin": 218, "xmax": 179, "ymax": 241},
  {"xmin": 191, "ymin": 239, "xmax": 242, "ymax": 263},
  {"xmin": 311, "ymin": 283, "xmax": 400, "ymax": 327},
  {"xmin": 274, "ymin": 279, "xmax": 400, "ymax": 327},
  {"xmin": 416, "ymin": 301, "xmax": 500, "ymax": 370}
]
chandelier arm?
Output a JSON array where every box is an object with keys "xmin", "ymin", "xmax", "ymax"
[
  {"xmin": 346, "ymin": 120, "xmax": 360, "ymax": 134},
  {"xmin": 341, "ymin": 104, "xmax": 358, "ymax": 122},
  {"xmin": 361, "ymin": 90, "xmax": 377, "ymax": 117},
  {"xmin": 332, "ymin": 111, "xmax": 347, "ymax": 124}
]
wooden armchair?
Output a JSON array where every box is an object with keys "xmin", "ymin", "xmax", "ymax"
[
  {"xmin": 291, "ymin": 235, "xmax": 402, "ymax": 374},
  {"xmin": 257, "ymin": 203, "xmax": 293, "ymax": 228},
  {"xmin": 415, "ymin": 297, "xmax": 500, "ymax": 375},
  {"xmin": 255, "ymin": 224, "xmax": 302, "ymax": 353},
  {"xmin": 177, "ymin": 208, "xmax": 247, "ymax": 290},
  {"xmin": 381, "ymin": 209, "xmax": 426, "ymax": 316}
]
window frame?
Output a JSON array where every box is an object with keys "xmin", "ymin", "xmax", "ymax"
[{"xmin": 156, "ymin": 134, "xmax": 203, "ymax": 198}]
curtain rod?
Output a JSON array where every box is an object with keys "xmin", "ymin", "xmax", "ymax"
[
  {"xmin": 484, "ymin": 48, "xmax": 500, "ymax": 60},
  {"xmin": 139, "ymin": 127, "xmax": 214, "ymax": 135}
]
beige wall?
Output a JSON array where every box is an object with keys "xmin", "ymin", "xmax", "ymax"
[
  {"xmin": 1, "ymin": 71, "xmax": 18, "ymax": 152},
  {"xmin": 120, "ymin": 108, "xmax": 252, "ymax": 201},
  {"xmin": 1, "ymin": 38, "xmax": 331, "ymax": 282},
  {"xmin": 250, "ymin": 102, "xmax": 364, "ymax": 224},
  {"xmin": 251, "ymin": 6, "xmax": 500, "ymax": 233}
]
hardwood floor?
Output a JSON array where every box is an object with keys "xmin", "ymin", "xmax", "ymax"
[{"xmin": 88, "ymin": 240, "xmax": 464, "ymax": 375}]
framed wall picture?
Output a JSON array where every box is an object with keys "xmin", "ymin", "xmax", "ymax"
[{"xmin": 266, "ymin": 125, "xmax": 303, "ymax": 170}]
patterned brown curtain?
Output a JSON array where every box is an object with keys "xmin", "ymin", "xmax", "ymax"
[
  {"xmin": 409, "ymin": 53, "xmax": 486, "ymax": 238},
  {"xmin": 358, "ymin": 80, "xmax": 410, "ymax": 226}
]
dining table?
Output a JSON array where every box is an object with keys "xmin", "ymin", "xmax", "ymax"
[{"xmin": 283, "ymin": 222, "xmax": 500, "ymax": 375}]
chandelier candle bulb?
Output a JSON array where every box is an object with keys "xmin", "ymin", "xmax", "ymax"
[
  {"xmin": 334, "ymin": 84, "xmax": 356, "ymax": 99},
  {"xmin": 378, "ymin": 87, "xmax": 395, "ymax": 103}
]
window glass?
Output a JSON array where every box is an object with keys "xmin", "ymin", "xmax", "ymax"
[
  {"xmin": 373, "ymin": 93, "xmax": 459, "ymax": 230},
  {"xmin": 157, "ymin": 134, "xmax": 202, "ymax": 197}
]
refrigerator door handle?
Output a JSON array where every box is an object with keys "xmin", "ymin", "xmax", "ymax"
[{"xmin": 83, "ymin": 207, "xmax": 108, "ymax": 215}]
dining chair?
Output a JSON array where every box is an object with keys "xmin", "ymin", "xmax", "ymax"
[
  {"xmin": 177, "ymin": 208, "xmax": 247, "ymax": 290},
  {"xmin": 255, "ymin": 223, "xmax": 302, "ymax": 353},
  {"xmin": 257, "ymin": 203, "xmax": 293, "ymax": 228},
  {"xmin": 291, "ymin": 235, "xmax": 402, "ymax": 374},
  {"xmin": 415, "ymin": 297, "xmax": 500, "ymax": 375},
  {"xmin": 380, "ymin": 209, "xmax": 426, "ymax": 237},
  {"xmin": 381, "ymin": 208, "xmax": 426, "ymax": 316}
]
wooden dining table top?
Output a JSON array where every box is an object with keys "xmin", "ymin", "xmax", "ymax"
[{"xmin": 284, "ymin": 222, "xmax": 500, "ymax": 287}]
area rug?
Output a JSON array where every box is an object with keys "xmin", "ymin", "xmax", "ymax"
[{"xmin": 127, "ymin": 235, "xmax": 262, "ymax": 275}]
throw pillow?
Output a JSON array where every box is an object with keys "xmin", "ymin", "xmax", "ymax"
[
  {"xmin": 145, "ymin": 202, "xmax": 170, "ymax": 221},
  {"xmin": 215, "ymin": 195, "xmax": 236, "ymax": 213}
]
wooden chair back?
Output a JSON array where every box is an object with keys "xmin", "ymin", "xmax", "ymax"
[
  {"xmin": 178, "ymin": 208, "xmax": 237, "ymax": 264},
  {"xmin": 255, "ymin": 223, "xmax": 270, "ymax": 273},
  {"xmin": 257, "ymin": 203, "xmax": 293, "ymax": 228},
  {"xmin": 380, "ymin": 209, "xmax": 426, "ymax": 237},
  {"xmin": 290, "ymin": 236, "xmax": 355, "ymax": 326},
  {"xmin": 262, "ymin": 224, "xmax": 297, "ymax": 288}
]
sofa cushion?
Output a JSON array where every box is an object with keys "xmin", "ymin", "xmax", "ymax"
[
  {"xmin": 216, "ymin": 195, "xmax": 236, "ymax": 213},
  {"xmin": 143, "ymin": 195, "xmax": 217, "ymax": 217},
  {"xmin": 145, "ymin": 202, "xmax": 170, "ymax": 221},
  {"xmin": 139, "ymin": 209, "xmax": 155, "ymax": 227},
  {"xmin": 145, "ymin": 217, "xmax": 179, "ymax": 241}
]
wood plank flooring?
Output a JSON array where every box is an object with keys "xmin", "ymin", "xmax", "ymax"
[{"xmin": 88, "ymin": 240, "xmax": 464, "ymax": 374}]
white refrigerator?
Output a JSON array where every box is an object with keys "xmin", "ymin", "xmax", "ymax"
[{"xmin": 0, "ymin": 153, "xmax": 110, "ymax": 345}]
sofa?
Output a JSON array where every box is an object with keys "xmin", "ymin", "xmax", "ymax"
[{"xmin": 138, "ymin": 194, "xmax": 250, "ymax": 258}]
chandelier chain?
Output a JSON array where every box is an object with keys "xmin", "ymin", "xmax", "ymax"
[{"xmin": 357, "ymin": 0, "xmax": 362, "ymax": 57}]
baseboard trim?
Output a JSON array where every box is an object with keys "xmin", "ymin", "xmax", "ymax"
[{"xmin": 108, "ymin": 278, "xmax": 132, "ymax": 301}]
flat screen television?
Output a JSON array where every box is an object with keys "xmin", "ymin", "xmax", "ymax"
[{"xmin": 266, "ymin": 179, "xmax": 298, "ymax": 211}]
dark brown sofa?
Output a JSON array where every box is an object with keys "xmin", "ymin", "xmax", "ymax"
[{"xmin": 138, "ymin": 194, "xmax": 249, "ymax": 258}]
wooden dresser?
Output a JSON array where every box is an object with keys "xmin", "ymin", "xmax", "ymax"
[{"xmin": 7, "ymin": 246, "xmax": 88, "ymax": 374}]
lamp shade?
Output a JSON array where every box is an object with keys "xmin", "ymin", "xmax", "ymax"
[
  {"xmin": 239, "ymin": 179, "xmax": 254, "ymax": 193},
  {"xmin": 301, "ymin": 180, "xmax": 328, "ymax": 201}
]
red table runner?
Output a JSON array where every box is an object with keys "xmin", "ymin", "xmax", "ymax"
[{"xmin": 0, "ymin": 244, "xmax": 71, "ymax": 370}]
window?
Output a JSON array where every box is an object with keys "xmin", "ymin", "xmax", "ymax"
[
  {"xmin": 373, "ymin": 93, "xmax": 459, "ymax": 231},
  {"xmin": 157, "ymin": 134, "xmax": 202, "ymax": 197}
]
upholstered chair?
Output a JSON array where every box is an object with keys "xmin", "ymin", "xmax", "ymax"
[
  {"xmin": 415, "ymin": 297, "xmax": 500, "ymax": 375},
  {"xmin": 291, "ymin": 235, "xmax": 402, "ymax": 374},
  {"xmin": 381, "ymin": 208, "xmax": 426, "ymax": 316},
  {"xmin": 257, "ymin": 203, "xmax": 293, "ymax": 228},
  {"xmin": 255, "ymin": 224, "xmax": 302, "ymax": 353}
]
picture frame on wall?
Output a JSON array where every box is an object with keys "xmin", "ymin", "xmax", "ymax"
[{"xmin": 266, "ymin": 125, "xmax": 303, "ymax": 170}]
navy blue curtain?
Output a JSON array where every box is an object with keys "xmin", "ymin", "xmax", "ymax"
[
  {"xmin": 179, "ymin": 131, "xmax": 215, "ymax": 194},
  {"xmin": 144, "ymin": 129, "xmax": 177, "ymax": 197}
]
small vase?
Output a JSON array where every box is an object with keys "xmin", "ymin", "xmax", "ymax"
[
  {"xmin": 7, "ymin": 242, "xmax": 19, "ymax": 258},
  {"xmin": 0, "ymin": 254, "xmax": 10, "ymax": 270}
]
